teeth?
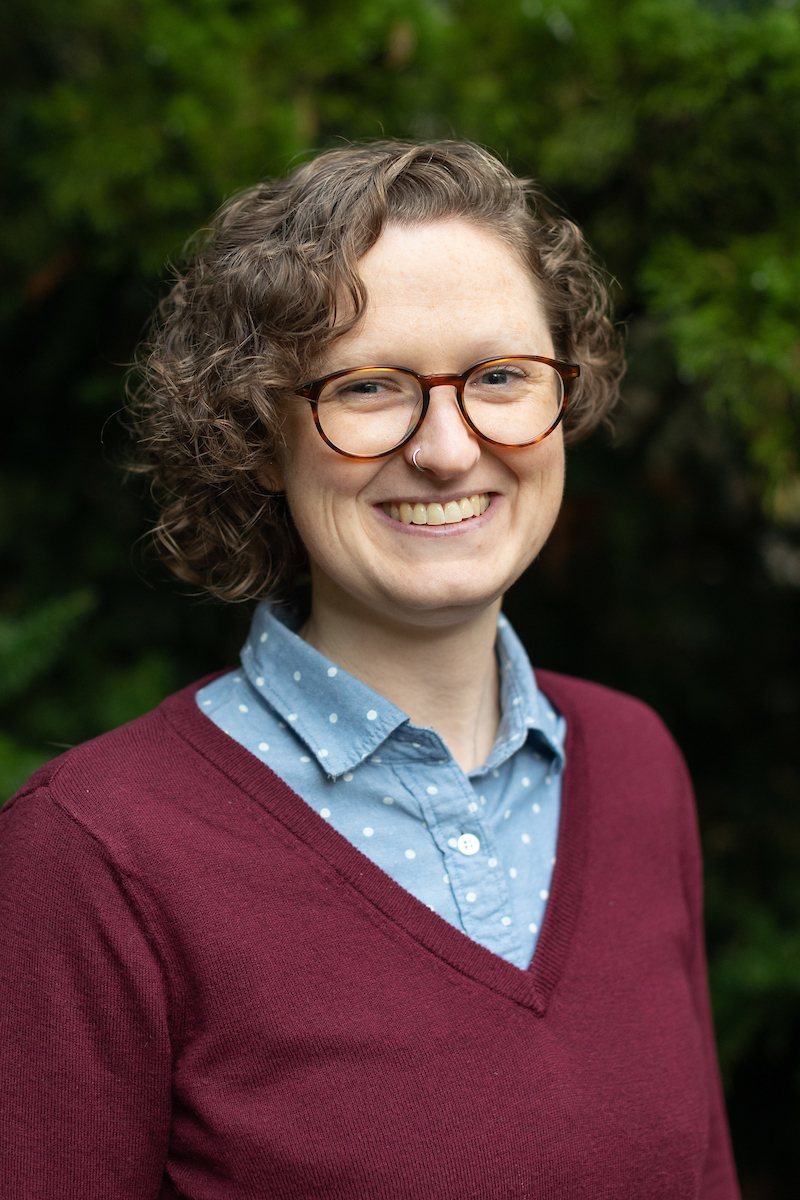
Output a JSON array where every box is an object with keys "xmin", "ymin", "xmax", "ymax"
[{"xmin": 383, "ymin": 494, "xmax": 490, "ymax": 525}]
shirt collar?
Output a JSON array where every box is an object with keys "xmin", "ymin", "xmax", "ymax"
[
  {"xmin": 487, "ymin": 612, "xmax": 565, "ymax": 773},
  {"xmin": 240, "ymin": 601, "xmax": 564, "ymax": 778},
  {"xmin": 241, "ymin": 601, "xmax": 409, "ymax": 777}
]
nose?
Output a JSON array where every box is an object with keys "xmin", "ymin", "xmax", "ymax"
[{"xmin": 402, "ymin": 386, "xmax": 481, "ymax": 478}]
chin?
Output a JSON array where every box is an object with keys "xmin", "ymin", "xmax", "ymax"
[{"xmin": 371, "ymin": 572, "xmax": 509, "ymax": 626}]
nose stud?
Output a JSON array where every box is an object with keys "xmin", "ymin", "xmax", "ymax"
[{"xmin": 412, "ymin": 448, "xmax": 425, "ymax": 472}]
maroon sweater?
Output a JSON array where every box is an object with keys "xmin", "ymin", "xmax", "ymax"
[{"xmin": 0, "ymin": 670, "xmax": 739, "ymax": 1200}]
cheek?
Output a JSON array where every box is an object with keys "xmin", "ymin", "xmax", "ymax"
[
  {"xmin": 512, "ymin": 440, "xmax": 565, "ymax": 556},
  {"xmin": 281, "ymin": 444, "xmax": 376, "ymax": 556},
  {"xmin": 514, "ymin": 435, "xmax": 565, "ymax": 506},
  {"xmin": 279, "ymin": 410, "xmax": 334, "ymax": 502},
  {"xmin": 544, "ymin": 441, "xmax": 566, "ymax": 503},
  {"xmin": 277, "ymin": 427, "xmax": 328, "ymax": 548},
  {"xmin": 282, "ymin": 464, "xmax": 332, "ymax": 549}
]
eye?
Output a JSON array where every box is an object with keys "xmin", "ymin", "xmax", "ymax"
[
  {"xmin": 329, "ymin": 377, "xmax": 401, "ymax": 401},
  {"xmin": 320, "ymin": 370, "xmax": 419, "ymax": 406},
  {"xmin": 341, "ymin": 380, "xmax": 384, "ymax": 396},
  {"xmin": 472, "ymin": 365, "xmax": 527, "ymax": 387}
]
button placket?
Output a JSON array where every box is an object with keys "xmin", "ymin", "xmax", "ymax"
[
  {"xmin": 408, "ymin": 765, "xmax": 491, "ymax": 869},
  {"xmin": 445, "ymin": 848, "xmax": 522, "ymax": 958},
  {"xmin": 392, "ymin": 760, "xmax": 521, "ymax": 957}
]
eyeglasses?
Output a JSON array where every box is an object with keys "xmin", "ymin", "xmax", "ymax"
[{"xmin": 296, "ymin": 356, "xmax": 580, "ymax": 460}]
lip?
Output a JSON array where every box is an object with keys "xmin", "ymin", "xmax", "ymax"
[{"xmin": 373, "ymin": 492, "xmax": 498, "ymax": 535}]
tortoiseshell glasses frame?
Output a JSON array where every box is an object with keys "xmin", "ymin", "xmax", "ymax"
[{"xmin": 295, "ymin": 356, "xmax": 581, "ymax": 460}]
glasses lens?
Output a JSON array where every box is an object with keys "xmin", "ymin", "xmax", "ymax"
[
  {"xmin": 462, "ymin": 359, "xmax": 564, "ymax": 445},
  {"xmin": 316, "ymin": 369, "xmax": 423, "ymax": 457}
]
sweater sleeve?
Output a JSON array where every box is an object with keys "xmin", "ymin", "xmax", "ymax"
[
  {"xmin": 0, "ymin": 785, "xmax": 174, "ymax": 1199},
  {"xmin": 674, "ymin": 755, "xmax": 741, "ymax": 1200}
]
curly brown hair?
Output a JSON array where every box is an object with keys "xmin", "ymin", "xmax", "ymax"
[{"xmin": 127, "ymin": 139, "xmax": 624, "ymax": 601}]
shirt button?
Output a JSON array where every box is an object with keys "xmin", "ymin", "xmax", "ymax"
[{"xmin": 457, "ymin": 833, "xmax": 481, "ymax": 856}]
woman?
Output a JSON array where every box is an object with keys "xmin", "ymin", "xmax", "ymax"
[{"xmin": 0, "ymin": 141, "xmax": 739, "ymax": 1198}]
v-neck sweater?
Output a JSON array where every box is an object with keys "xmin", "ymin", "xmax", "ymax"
[
  {"xmin": 0, "ymin": 669, "xmax": 739, "ymax": 1200},
  {"xmin": 197, "ymin": 604, "xmax": 566, "ymax": 970}
]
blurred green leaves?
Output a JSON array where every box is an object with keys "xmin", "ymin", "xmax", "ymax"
[
  {"xmin": 0, "ymin": 589, "xmax": 95, "ymax": 704},
  {"xmin": 2, "ymin": 0, "xmax": 447, "ymax": 277},
  {"xmin": 711, "ymin": 893, "xmax": 800, "ymax": 1076},
  {"xmin": 643, "ymin": 233, "xmax": 800, "ymax": 516},
  {"xmin": 0, "ymin": 589, "xmax": 95, "ymax": 796},
  {"xmin": 2, "ymin": 0, "xmax": 800, "ymax": 1187}
]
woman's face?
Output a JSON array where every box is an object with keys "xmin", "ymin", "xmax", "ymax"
[{"xmin": 276, "ymin": 219, "xmax": 565, "ymax": 630}]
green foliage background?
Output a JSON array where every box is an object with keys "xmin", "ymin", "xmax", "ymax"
[{"xmin": 2, "ymin": 0, "xmax": 799, "ymax": 1191}]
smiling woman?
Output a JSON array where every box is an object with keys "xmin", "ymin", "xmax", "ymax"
[
  {"xmin": 129, "ymin": 140, "xmax": 618, "ymax": 604},
  {"xmin": 0, "ymin": 142, "xmax": 740, "ymax": 1199},
  {"xmin": 277, "ymin": 220, "xmax": 570, "ymax": 673}
]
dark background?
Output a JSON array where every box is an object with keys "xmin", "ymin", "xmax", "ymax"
[{"xmin": 2, "ymin": 0, "xmax": 799, "ymax": 1192}]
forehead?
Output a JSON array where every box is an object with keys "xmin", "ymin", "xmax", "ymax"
[{"xmin": 327, "ymin": 218, "xmax": 552, "ymax": 372}]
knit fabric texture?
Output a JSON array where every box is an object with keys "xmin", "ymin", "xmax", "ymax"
[{"xmin": 0, "ymin": 670, "xmax": 740, "ymax": 1199}]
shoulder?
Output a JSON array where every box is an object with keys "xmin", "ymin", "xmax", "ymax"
[
  {"xmin": 535, "ymin": 668, "xmax": 689, "ymax": 783},
  {"xmin": 11, "ymin": 678, "xmax": 204, "ymax": 794},
  {"xmin": 538, "ymin": 672, "xmax": 702, "ymax": 898},
  {"xmin": 536, "ymin": 668, "xmax": 676, "ymax": 742},
  {"xmin": 2, "ymin": 674, "xmax": 266, "ymax": 852}
]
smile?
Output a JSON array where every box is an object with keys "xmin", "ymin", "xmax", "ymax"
[{"xmin": 380, "ymin": 493, "xmax": 490, "ymax": 525}]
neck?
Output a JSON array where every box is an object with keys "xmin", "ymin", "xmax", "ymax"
[{"xmin": 299, "ymin": 584, "xmax": 501, "ymax": 775}]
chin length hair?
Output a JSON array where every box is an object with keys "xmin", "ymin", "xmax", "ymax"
[{"xmin": 126, "ymin": 139, "xmax": 625, "ymax": 602}]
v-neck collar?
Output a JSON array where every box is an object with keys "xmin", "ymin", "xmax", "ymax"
[{"xmin": 161, "ymin": 669, "xmax": 589, "ymax": 1016}]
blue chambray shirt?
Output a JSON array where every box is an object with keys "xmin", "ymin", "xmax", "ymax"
[{"xmin": 196, "ymin": 600, "xmax": 565, "ymax": 971}]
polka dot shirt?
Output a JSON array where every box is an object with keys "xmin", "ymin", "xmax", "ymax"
[{"xmin": 196, "ymin": 601, "xmax": 565, "ymax": 971}]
